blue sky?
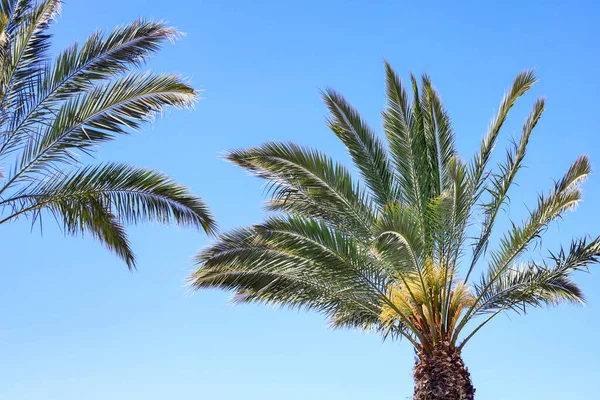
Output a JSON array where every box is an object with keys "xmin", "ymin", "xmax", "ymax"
[{"xmin": 2, "ymin": 1, "xmax": 599, "ymax": 399}]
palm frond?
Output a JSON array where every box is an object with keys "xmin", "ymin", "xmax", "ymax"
[
  {"xmin": 323, "ymin": 88, "xmax": 396, "ymax": 208},
  {"xmin": 226, "ymin": 142, "xmax": 375, "ymax": 239},
  {"xmin": 0, "ymin": 0, "xmax": 59, "ymax": 145},
  {"xmin": 0, "ymin": 19, "xmax": 179, "ymax": 155},
  {"xmin": 420, "ymin": 74, "xmax": 456, "ymax": 195},
  {"xmin": 191, "ymin": 216, "xmax": 425, "ymax": 346},
  {"xmin": 382, "ymin": 65, "xmax": 433, "ymax": 242},
  {"xmin": 1, "ymin": 0, "xmax": 59, "ymax": 101},
  {"xmin": 428, "ymin": 156, "xmax": 471, "ymax": 267},
  {"xmin": 474, "ymin": 263, "xmax": 584, "ymax": 317},
  {"xmin": 48, "ymin": 19, "xmax": 179, "ymax": 95},
  {"xmin": 550, "ymin": 235, "xmax": 600, "ymax": 273},
  {"xmin": 191, "ymin": 220, "xmax": 382, "ymax": 317},
  {"xmin": 0, "ymin": 163, "xmax": 215, "ymax": 266},
  {"xmin": 5, "ymin": 73, "xmax": 195, "ymax": 188},
  {"xmin": 48, "ymin": 195, "xmax": 136, "ymax": 267},
  {"xmin": 1, "ymin": 162, "xmax": 215, "ymax": 228},
  {"xmin": 467, "ymin": 98, "xmax": 545, "ymax": 280},
  {"xmin": 373, "ymin": 202, "xmax": 425, "ymax": 274},
  {"xmin": 2, "ymin": 1, "xmax": 38, "ymax": 32},
  {"xmin": 0, "ymin": 2, "xmax": 213, "ymax": 268},
  {"xmin": 455, "ymin": 236, "xmax": 600, "ymax": 348},
  {"xmin": 487, "ymin": 155, "xmax": 590, "ymax": 278},
  {"xmin": 469, "ymin": 70, "xmax": 537, "ymax": 200},
  {"xmin": 452, "ymin": 155, "xmax": 591, "ymax": 343}
]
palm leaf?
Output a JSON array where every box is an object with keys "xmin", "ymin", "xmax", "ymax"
[
  {"xmin": 323, "ymin": 88, "xmax": 396, "ymax": 208},
  {"xmin": 1, "ymin": 19, "xmax": 179, "ymax": 155},
  {"xmin": 5, "ymin": 73, "xmax": 194, "ymax": 188},
  {"xmin": 226, "ymin": 142, "xmax": 375, "ymax": 238},
  {"xmin": 453, "ymin": 155, "xmax": 590, "ymax": 342},
  {"xmin": 468, "ymin": 70, "xmax": 537, "ymax": 201},
  {"xmin": 420, "ymin": 74, "xmax": 456, "ymax": 194},
  {"xmin": 0, "ymin": 2, "xmax": 212, "ymax": 269},
  {"xmin": 466, "ymin": 98, "xmax": 545, "ymax": 280},
  {"xmin": 382, "ymin": 65, "xmax": 434, "ymax": 242},
  {"xmin": 456, "ymin": 236, "xmax": 600, "ymax": 349},
  {"xmin": 1, "ymin": 162, "xmax": 216, "ymax": 267},
  {"xmin": 487, "ymin": 155, "xmax": 589, "ymax": 278}
]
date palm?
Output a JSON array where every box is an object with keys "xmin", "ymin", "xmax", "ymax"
[
  {"xmin": 190, "ymin": 62, "xmax": 599, "ymax": 399},
  {"xmin": 0, "ymin": 0, "xmax": 215, "ymax": 268}
]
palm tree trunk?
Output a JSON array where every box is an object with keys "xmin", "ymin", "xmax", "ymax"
[{"xmin": 413, "ymin": 344, "xmax": 475, "ymax": 400}]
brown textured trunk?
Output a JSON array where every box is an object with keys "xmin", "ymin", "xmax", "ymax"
[{"xmin": 413, "ymin": 343, "xmax": 475, "ymax": 400}]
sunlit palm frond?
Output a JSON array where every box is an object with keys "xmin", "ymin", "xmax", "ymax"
[
  {"xmin": 476, "ymin": 234, "xmax": 600, "ymax": 318},
  {"xmin": 475, "ymin": 264, "xmax": 584, "ymax": 316},
  {"xmin": 487, "ymin": 155, "xmax": 590, "ymax": 279},
  {"xmin": 373, "ymin": 202, "xmax": 425, "ymax": 273},
  {"xmin": 452, "ymin": 155, "xmax": 591, "ymax": 341},
  {"xmin": 2, "ymin": 0, "xmax": 60, "ymax": 106},
  {"xmin": 0, "ymin": 2, "xmax": 213, "ymax": 267},
  {"xmin": 467, "ymin": 98, "xmax": 545, "ymax": 280},
  {"xmin": 469, "ymin": 70, "xmax": 537, "ymax": 201},
  {"xmin": 0, "ymin": 0, "xmax": 59, "ymax": 148},
  {"xmin": 0, "ymin": 19, "xmax": 180, "ymax": 155},
  {"xmin": 0, "ymin": 162, "xmax": 216, "ymax": 267},
  {"xmin": 420, "ymin": 74, "xmax": 456, "ymax": 196},
  {"xmin": 323, "ymin": 88, "xmax": 396, "ymax": 208},
  {"xmin": 226, "ymin": 142, "xmax": 375, "ymax": 238},
  {"xmin": 6, "ymin": 73, "xmax": 194, "ymax": 189},
  {"xmin": 384, "ymin": 66, "xmax": 429, "ymax": 218},
  {"xmin": 455, "ymin": 237, "xmax": 600, "ymax": 349},
  {"xmin": 190, "ymin": 222, "xmax": 383, "ymax": 326}
]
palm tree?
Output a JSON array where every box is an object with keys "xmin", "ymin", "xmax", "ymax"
[
  {"xmin": 0, "ymin": 0, "xmax": 215, "ymax": 269},
  {"xmin": 189, "ymin": 62, "xmax": 600, "ymax": 399}
]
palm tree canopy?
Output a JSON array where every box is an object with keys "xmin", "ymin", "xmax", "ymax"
[
  {"xmin": 190, "ymin": 61, "xmax": 599, "ymax": 352},
  {"xmin": 0, "ymin": 0, "xmax": 216, "ymax": 269}
]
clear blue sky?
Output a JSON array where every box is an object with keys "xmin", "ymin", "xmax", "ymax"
[{"xmin": 2, "ymin": 1, "xmax": 599, "ymax": 399}]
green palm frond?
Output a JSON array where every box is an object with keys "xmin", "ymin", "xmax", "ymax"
[
  {"xmin": 456, "ymin": 236, "xmax": 600, "ymax": 349},
  {"xmin": 466, "ymin": 98, "xmax": 545, "ymax": 280},
  {"xmin": 11, "ymin": 72, "xmax": 194, "ymax": 184},
  {"xmin": 428, "ymin": 156, "xmax": 471, "ymax": 266},
  {"xmin": 190, "ymin": 222, "xmax": 380, "ymax": 319},
  {"xmin": 44, "ymin": 195, "xmax": 135, "ymax": 267},
  {"xmin": 1, "ymin": 162, "xmax": 215, "ymax": 267},
  {"xmin": 487, "ymin": 155, "xmax": 589, "ymax": 278},
  {"xmin": 2, "ymin": 0, "xmax": 60, "ymax": 106},
  {"xmin": 383, "ymin": 64, "xmax": 429, "ymax": 229},
  {"xmin": 373, "ymin": 202, "xmax": 424, "ymax": 272},
  {"xmin": 453, "ymin": 155, "xmax": 591, "ymax": 340},
  {"xmin": 323, "ymin": 88, "xmax": 396, "ymax": 208},
  {"xmin": 191, "ymin": 215, "xmax": 424, "ymax": 346},
  {"xmin": 1, "ymin": 19, "xmax": 179, "ymax": 155},
  {"xmin": 48, "ymin": 19, "xmax": 179, "ymax": 93},
  {"xmin": 382, "ymin": 66, "xmax": 460, "ymax": 255},
  {"xmin": 226, "ymin": 142, "xmax": 375, "ymax": 238},
  {"xmin": 550, "ymin": 235, "xmax": 600, "ymax": 273},
  {"xmin": 475, "ymin": 264, "xmax": 584, "ymax": 316},
  {"xmin": 0, "ymin": 2, "xmax": 214, "ymax": 267},
  {"xmin": 421, "ymin": 74, "xmax": 456, "ymax": 194},
  {"xmin": 468, "ymin": 70, "xmax": 537, "ymax": 198}
]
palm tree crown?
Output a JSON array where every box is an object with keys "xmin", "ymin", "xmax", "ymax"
[
  {"xmin": 0, "ymin": 0, "xmax": 215, "ymax": 268},
  {"xmin": 189, "ymin": 63, "xmax": 599, "ymax": 397}
]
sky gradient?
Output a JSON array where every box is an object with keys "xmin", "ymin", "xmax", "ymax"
[{"xmin": 2, "ymin": 1, "xmax": 600, "ymax": 399}]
